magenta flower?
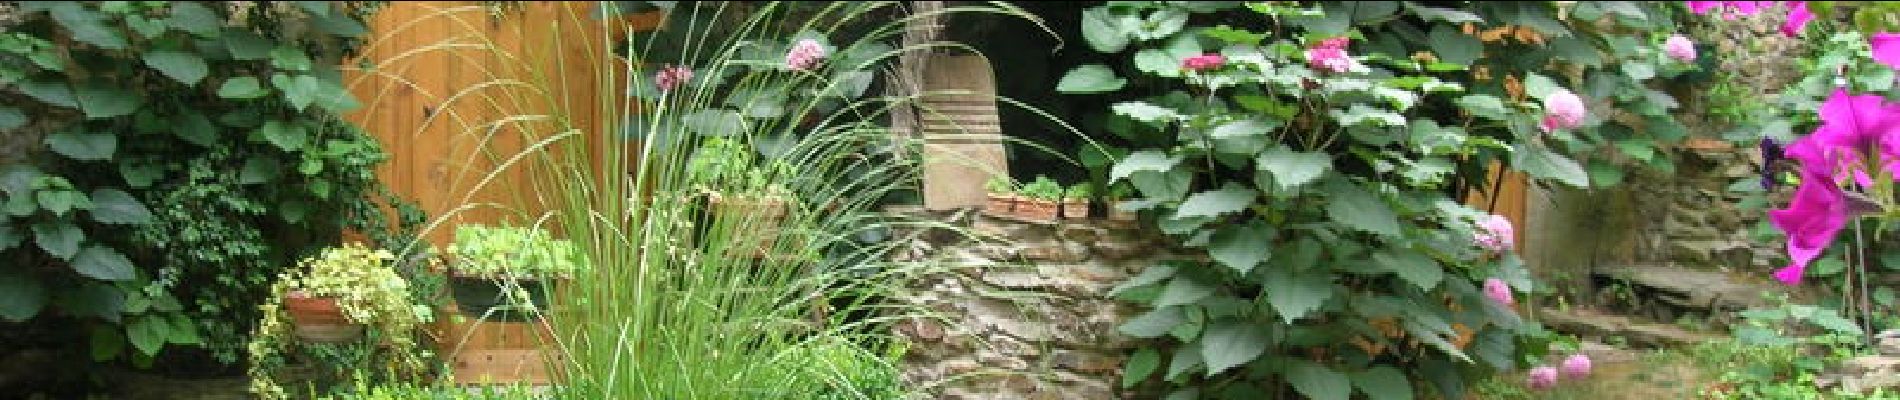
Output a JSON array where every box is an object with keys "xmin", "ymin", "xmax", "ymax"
[
  {"xmin": 1304, "ymin": 37, "xmax": 1359, "ymax": 73},
  {"xmin": 1783, "ymin": 2, "xmax": 1813, "ymax": 37},
  {"xmin": 1181, "ymin": 54, "xmax": 1226, "ymax": 72},
  {"xmin": 1664, "ymin": 35, "xmax": 1697, "ymax": 62},
  {"xmin": 1768, "ymin": 171, "xmax": 1849, "ymax": 285},
  {"xmin": 1871, "ymin": 33, "xmax": 1900, "ymax": 70},
  {"xmin": 785, "ymin": 39, "xmax": 827, "ymax": 72},
  {"xmin": 1561, "ymin": 354, "xmax": 1593, "ymax": 379},
  {"xmin": 1483, "ymin": 278, "xmax": 1515, "ymax": 308},
  {"xmin": 1527, "ymin": 366, "xmax": 1559, "ymax": 390},
  {"xmin": 1540, "ymin": 89, "xmax": 1586, "ymax": 133},
  {"xmin": 1474, "ymin": 214, "xmax": 1514, "ymax": 253},
  {"xmin": 1767, "ymin": 89, "xmax": 1900, "ymax": 285},
  {"xmin": 654, "ymin": 64, "xmax": 693, "ymax": 92}
]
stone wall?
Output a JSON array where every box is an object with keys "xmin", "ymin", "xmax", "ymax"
[{"xmin": 885, "ymin": 208, "xmax": 1167, "ymax": 400}]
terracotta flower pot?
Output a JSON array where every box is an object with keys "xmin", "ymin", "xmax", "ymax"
[
  {"xmin": 1015, "ymin": 199, "xmax": 1060, "ymax": 222},
  {"xmin": 282, "ymin": 292, "xmax": 364, "ymax": 343},
  {"xmin": 1060, "ymin": 199, "xmax": 1090, "ymax": 220},
  {"xmin": 984, "ymin": 193, "xmax": 1016, "ymax": 218}
]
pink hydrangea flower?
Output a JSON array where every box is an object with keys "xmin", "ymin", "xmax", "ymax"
[
  {"xmin": 655, "ymin": 64, "xmax": 693, "ymax": 92},
  {"xmin": 1484, "ymin": 278, "xmax": 1515, "ymax": 308},
  {"xmin": 1664, "ymin": 35, "xmax": 1697, "ymax": 62},
  {"xmin": 1474, "ymin": 214, "xmax": 1515, "ymax": 253},
  {"xmin": 1871, "ymin": 33, "xmax": 1900, "ymax": 70},
  {"xmin": 1527, "ymin": 366, "xmax": 1559, "ymax": 390},
  {"xmin": 1181, "ymin": 54, "xmax": 1226, "ymax": 72},
  {"xmin": 1562, "ymin": 354, "xmax": 1593, "ymax": 379},
  {"xmin": 785, "ymin": 39, "xmax": 827, "ymax": 71},
  {"xmin": 1540, "ymin": 89, "xmax": 1586, "ymax": 133},
  {"xmin": 1305, "ymin": 37, "xmax": 1359, "ymax": 73}
]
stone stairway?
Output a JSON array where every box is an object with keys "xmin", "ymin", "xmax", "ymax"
[{"xmin": 1542, "ymin": 263, "xmax": 1796, "ymax": 348}]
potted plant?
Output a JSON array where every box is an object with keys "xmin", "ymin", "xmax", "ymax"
[
  {"xmin": 445, "ymin": 224, "xmax": 588, "ymax": 321},
  {"xmin": 1015, "ymin": 175, "xmax": 1063, "ymax": 222},
  {"xmin": 689, "ymin": 137, "xmax": 797, "ymax": 258},
  {"xmin": 275, "ymin": 244, "xmax": 419, "ymax": 343},
  {"xmin": 248, "ymin": 243, "xmax": 433, "ymax": 398},
  {"xmin": 1061, "ymin": 183, "xmax": 1092, "ymax": 220},
  {"xmin": 1105, "ymin": 182, "xmax": 1139, "ymax": 223},
  {"xmin": 983, "ymin": 175, "xmax": 1017, "ymax": 218}
]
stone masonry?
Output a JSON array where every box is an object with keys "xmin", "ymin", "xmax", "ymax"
[{"xmin": 884, "ymin": 207, "xmax": 1168, "ymax": 400}]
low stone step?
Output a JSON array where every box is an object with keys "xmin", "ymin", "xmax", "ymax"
[
  {"xmin": 1540, "ymin": 307, "xmax": 1723, "ymax": 349},
  {"xmin": 1591, "ymin": 263, "xmax": 1788, "ymax": 313}
]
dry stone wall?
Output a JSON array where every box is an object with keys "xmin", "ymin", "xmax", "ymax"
[{"xmin": 885, "ymin": 207, "xmax": 1171, "ymax": 400}]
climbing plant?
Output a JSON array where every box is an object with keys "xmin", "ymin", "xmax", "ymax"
[
  {"xmin": 0, "ymin": 1, "xmax": 419, "ymax": 372},
  {"xmin": 1061, "ymin": 1, "xmax": 1693, "ymax": 398}
]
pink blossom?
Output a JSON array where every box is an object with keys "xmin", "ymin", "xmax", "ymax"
[
  {"xmin": 1769, "ymin": 89, "xmax": 1900, "ymax": 285},
  {"xmin": 785, "ymin": 39, "xmax": 827, "ymax": 71},
  {"xmin": 1664, "ymin": 35, "xmax": 1697, "ymax": 62},
  {"xmin": 1181, "ymin": 54, "xmax": 1226, "ymax": 72},
  {"xmin": 655, "ymin": 65, "xmax": 693, "ymax": 92},
  {"xmin": 1561, "ymin": 354, "xmax": 1593, "ymax": 379},
  {"xmin": 1484, "ymin": 278, "xmax": 1516, "ymax": 308},
  {"xmin": 1474, "ymin": 214, "xmax": 1515, "ymax": 253},
  {"xmin": 1540, "ymin": 89, "xmax": 1586, "ymax": 133},
  {"xmin": 1783, "ymin": 2, "xmax": 1813, "ymax": 37},
  {"xmin": 1872, "ymin": 33, "xmax": 1900, "ymax": 70},
  {"xmin": 1527, "ymin": 366, "xmax": 1559, "ymax": 390},
  {"xmin": 1305, "ymin": 37, "xmax": 1359, "ymax": 73}
]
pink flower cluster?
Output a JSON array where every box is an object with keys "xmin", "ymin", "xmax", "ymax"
[
  {"xmin": 655, "ymin": 64, "xmax": 693, "ymax": 93},
  {"xmin": 1685, "ymin": 1, "xmax": 1810, "ymax": 36},
  {"xmin": 1540, "ymin": 89, "xmax": 1586, "ymax": 133},
  {"xmin": 1664, "ymin": 35, "xmax": 1697, "ymax": 63},
  {"xmin": 1474, "ymin": 214, "xmax": 1515, "ymax": 253},
  {"xmin": 1526, "ymin": 354, "xmax": 1593, "ymax": 390},
  {"xmin": 1304, "ymin": 37, "xmax": 1359, "ymax": 74},
  {"xmin": 785, "ymin": 39, "xmax": 827, "ymax": 72},
  {"xmin": 1181, "ymin": 54, "xmax": 1225, "ymax": 72},
  {"xmin": 1483, "ymin": 278, "xmax": 1515, "ymax": 308}
]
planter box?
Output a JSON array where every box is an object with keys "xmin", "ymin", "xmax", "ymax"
[
  {"xmin": 1060, "ymin": 199, "xmax": 1090, "ymax": 220},
  {"xmin": 983, "ymin": 193, "xmax": 1017, "ymax": 218},
  {"xmin": 282, "ymin": 292, "xmax": 363, "ymax": 343},
  {"xmin": 1014, "ymin": 199, "xmax": 1060, "ymax": 222},
  {"xmin": 446, "ymin": 274, "xmax": 554, "ymax": 322}
]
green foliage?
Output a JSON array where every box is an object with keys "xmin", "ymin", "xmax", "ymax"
[
  {"xmin": 1065, "ymin": 183, "xmax": 1094, "ymax": 200},
  {"xmin": 1691, "ymin": 297, "xmax": 1885, "ymax": 399},
  {"xmin": 447, "ymin": 224, "xmax": 590, "ymax": 278},
  {"xmin": 986, "ymin": 175, "xmax": 1016, "ymax": 194},
  {"xmin": 1069, "ymin": 1, "xmax": 1692, "ymax": 397},
  {"xmin": 246, "ymin": 244, "xmax": 436, "ymax": 399},
  {"xmin": 0, "ymin": 1, "xmax": 417, "ymax": 371},
  {"xmin": 1020, "ymin": 175, "xmax": 1064, "ymax": 201}
]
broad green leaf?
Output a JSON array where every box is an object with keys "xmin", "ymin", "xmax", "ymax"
[
  {"xmin": 1325, "ymin": 180, "xmax": 1400, "ymax": 236},
  {"xmin": 1057, "ymin": 64, "xmax": 1127, "ymax": 93},
  {"xmin": 1288, "ymin": 360, "xmax": 1354, "ymax": 400},
  {"xmin": 270, "ymin": 46, "xmax": 313, "ymax": 71},
  {"xmin": 1264, "ymin": 267, "xmax": 1333, "ymax": 323},
  {"xmin": 50, "ymin": 3, "xmax": 128, "ymax": 50},
  {"xmin": 1522, "ymin": 72, "xmax": 1560, "ymax": 99},
  {"xmin": 72, "ymin": 245, "xmax": 136, "ymax": 281},
  {"xmin": 1405, "ymin": 3, "xmax": 1483, "ymax": 23},
  {"xmin": 1211, "ymin": 119, "xmax": 1279, "ymax": 141},
  {"xmin": 32, "ymin": 222, "xmax": 82, "ymax": 260},
  {"xmin": 1123, "ymin": 348, "xmax": 1160, "ymax": 388},
  {"xmin": 1166, "ymin": 346, "xmax": 1204, "ymax": 380},
  {"xmin": 1352, "ymin": 366, "xmax": 1414, "ymax": 400},
  {"xmin": 0, "ymin": 268, "xmax": 45, "ymax": 321},
  {"xmin": 258, "ymin": 120, "xmax": 308, "ymax": 151},
  {"xmin": 1155, "ymin": 276, "xmax": 1215, "ymax": 307},
  {"xmin": 0, "ymin": 221, "xmax": 19, "ymax": 250},
  {"xmin": 0, "ymin": 107, "xmax": 25, "ymax": 130},
  {"xmin": 1332, "ymin": 104, "xmax": 1405, "ymax": 127},
  {"xmin": 1135, "ymin": 9, "xmax": 1189, "ymax": 40},
  {"xmin": 166, "ymin": 2, "xmax": 223, "ymax": 37},
  {"xmin": 1209, "ymin": 223, "xmax": 1272, "ymax": 275},
  {"xmin": 1257, "ymin": 146, "xmax": 1331, "ymax": 191},
  {"xmin": 223, "ymin": 29, "xmax": 273, "ymax": 60},
  {"xmin": 1111, "ymin": 265, "xmax": 1178, "ymax": 296},
  {"xmin": 1120, "ymin": 306, "xmax": 1186, "ymax": 338},
  {"xmin": 1081, "ymin": 7, "xmax": 1131, "ymax": 53},
  {"xmin": 172, "ymin": 112, "xmax": 217, "ymax": 147},
  {"xmin": 1112, "ymin": 101, "xmax": 1179, "ymax": 124},
  {"xmin": 1200, "ymin": 321, "xmax": 1269, "ymax": 375},
  {"xmin": 45, "ymin": 131, "xmax": 116, "ymax": 161},
  {"xmin": 682, "ymin": 109, "xmax": 746, "ymax": 136},
  {"xmin": 143, "ymin": 51, "xmax": 210, "ymax": 86},
  {"xmin": 272, "ymin": 74, "xmax": 322, "ymax": 111},
  {"xmin": 1547, "ymin": 36, "xmax": 1603, "ymax": 67},
  {"xmin": 36, "ymin": 189, "xmax": 89, "ymax": 216},
  {"xmin": 309, "ymin": 10, "xmax": 369, "ymax": 37},
  {"xmin": 1110, "ymin": 150, "xmax": 1181, "ymax": 182},
  {"xmin": 1174, "ymin": 183, "xmax": 1256, "ymax": 218},
  {"xmin": 1428, "ymin": 24, "xmax": 1481, "ymax": 65},
  {"xmin": 17, "ymin": 80, "xmax": 78, "ymax": 108},
  {"xmin": 166, "ymin": 313, "xmax": 202, "ymax": 345},
  {"xmin": 59, "ymin": 283, "xmax": 125, "ymax": 323},
  {"xmin": 74, "ymin": 84, "xmax": 143, "ymax": 119},
  {"xmin": 1300, "ymin": 3, "xmax": 1353, "ymax": 35},
  {"xmin": 88, "ymin": 189, "xmax": 152, "ymax": 225},
  {"xmin": 1514, "ymin": 147, "xmax": 1590, "ymax": 188},
  {"xmin": 1374, "ymin": 248, "xmax": 1442, "ymax": 290},
  {"xmin": 217, "ymin": 77, "xmax": 270, "ymax": 99},
  {"xmin": 1623, "ymin": 62, "xmax": 1655, "ymax": 80},
  {"xmin": 1130, "ymin": 168, "xmax": 1193, "ymax": 202},
  {"xmin": 239, "ymin": 157, "xmax": 282, "ymax": 184},
  {"xmin": 127, "ymin": 314, "xmax": 166, "ymax": 355},
  {"xmin": 1454, "ymin": 95, "xmax": 1507, "ymax": 119}
]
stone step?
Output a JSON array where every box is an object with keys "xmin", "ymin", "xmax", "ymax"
[
  {"xmin": 1590, "ymin": 263, "xmax": 1788, "ymax": 313},
  {"xmin": 1540, "ymin": 307, "xmax": 1724, "ymax": 349}
]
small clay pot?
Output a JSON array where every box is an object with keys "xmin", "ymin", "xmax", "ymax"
[
  {"xmin": 1015, "ymin": 199, "xmax": 1060, "ymax": 222},
  {"xmin": 1060, "ymin": 199, "xmax": 1090, "ymax": 220},
  {"xmin": 984, "ymin": 193, "xmax": 1017, "ymax": 218},
  {"xmin": 282, "ymin": 292, "xmax": 364, "ymax": 343}
]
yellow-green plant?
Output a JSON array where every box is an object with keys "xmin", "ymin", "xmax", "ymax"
[
  {"xmin": 446, "ymin": 224, "xmax": 588, "ymax": 278},
  {"xmin": 246, "ymin": 244, "xmax": 435, "ymax": 399}
]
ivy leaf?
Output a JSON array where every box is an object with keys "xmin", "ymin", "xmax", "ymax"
[
  {"xmin": 88, "ymin": 188, "xmax": 152, "ymax": 225},
  {"xmin": 1200, "ymin": 321, "xmax": 1269, "ymax": 376},
  {"xmin": 223, "ymin": 29, "xmax": 274, "ymax": 60},
  {"xmin": 1257, "ymin": 146, "xmax": 1331, "ymax": 191},
  {"xmin": 1119, "ymin": 306, "xmax": 1186, "ymax": 338},
  {"xmin": 32, "ymin": 222, "xmax": 82, "ymax": 260},
  {"xmin": 45, "ymin": 131, "xmax": 116, "ymax": 161},
  {"xmin": 17, "ymin": 80, "xmax": 78, "ymax": 108},
  {"xmin": 258, "ymin": 120, "xmax": 308, "ymax": 151},
  {"xmin": 0, "ymin": 107, "xmax": 26, "ymax": 130},
  {"xmin": 74, "ymin": 84, "xmax": 144, "ymax": 119},
  {"xmin": 1374, "ymin": 248, "xmax": 1442, "ymax": 290},
  {"xmin": 1081, "ymin": 7, "xmax": 1131, "ymax": 53},
  {"xmin": 1209, "ymin": 223, "xmax": 1272, "ymax": 275},
  {"xmin": 1428, "ymin": 24, "xmax": 1482, "ymax": 65},
  {"xmin": 1325, "ymin": 180, "xmax": 1400, "ymax": 236},
  {"xmin": 1288, "ymin": 360, "xmax": 1354, "ymax": 400},
  {"xmin": 1513, "ymin": 147, "xmax": 1590, "ymax": 188},
  {"xmin": 166, "ymin": 2, "xmax": 224, "ymax": 37},
  {"xmin": 271, "ymin": 74, "xmax": 322, "ymax": 111},
  {"xmin": 143, "ymin": 51, "xmax": 210, "ymax": 86},
  {"xmin": 72, "ymin": 245, "xmax": 136, "ymax": 281},
  {"xmin": 1352, "ymin": 366, "xmax": 1414, "ymax": 400},
  {"xmin": 1111, "ymin": 265, "xmax": 1177, "ymax": 296},
  {"xmin": 1264, "ymin": 267, "xmax": 1334, "ymax": 323},
  {"xmin": 1174, "ymin": 183, "xmax": 1256, "ymax": 219},
  {"xmin": 127, "ymin": 314, "xmax": 166, "ymax": 355},
  {"xmin": 1057, "ymin": 64, "xmax": 1126, "ymax": 93},
  {"xmin": 1155, "ymin": 275, "xmax": 1215, "ymax": 307},
  {"xmin": 172, "ymin": 112, "xmax": 218, "ymax": 147},
  {"xmin": 270, "ymin": 46, "xmax": 314, "ymax": 71},
  {"xmin": 35, "ymin": 189, "xmax": 90, "ymax": 217},
  {"xmin": 217, "ymin": 77, "xmax": 270, "ymax": 99},
  {"xmin": 50, "ymin": 3, "xmax": 128, "ymax": 50},
  {"xmin": 0, "ymin": 267, "xmax": 44, "ymax": 321},
  {"xmin": 1110, "ymin": 150, "xmax": 1181, "ymax": 182},
  {"xmin": 1123, "ymin": 348, "xmax": 1161, "ymax": 388}
]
